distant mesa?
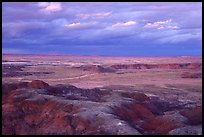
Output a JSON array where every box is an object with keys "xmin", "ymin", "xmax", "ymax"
[
  {"xmin": 75, "ymin": 65, "xmax": 116, "ymax": 73},
  {"xmin": 110, "ymin": 63, "xmax": 202, "ymax": 70},
  {"xmin": 71, "ymin": 63, "xmax": 202, "ymax": 74},
  {"xmin": 181, "ymin": 72, "xmax": 202, "ymax": 78}
]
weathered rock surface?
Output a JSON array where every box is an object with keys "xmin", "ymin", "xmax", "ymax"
[
  {"xmin": 168, "ymin": 125, "xmax": 202, "ymax": 135},
  {"xmin": 140, "ymin": 116, "xmax": 183, "ymax": 135},
  {"xmin": 180, "ymin": 106, "xmax": 202, "ymax": 125},
  {"xmin": 2, "ymin": 80, "xmax": 202, "ymax": 135}
]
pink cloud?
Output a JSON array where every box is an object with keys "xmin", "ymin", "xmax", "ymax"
[
  {"xmin": 112, "ymin": 21, "xmax": 136, "ymax": 27},
  {"xmin": 64, "ymin": 23, "xmax": 81, "ymax": 27},
  {"xmin": 38, "ymin": 2, "xmax": 62, "ymax": 13}
]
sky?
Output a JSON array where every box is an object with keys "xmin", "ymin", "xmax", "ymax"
[{"xmin": 2, "ymin": 2, "xmax": 202, "ymax": 56}]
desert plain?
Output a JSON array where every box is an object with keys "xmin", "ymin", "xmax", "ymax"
[{"xmin": 2, "ymin": 54, "xmax": 202, "ymax": 135}]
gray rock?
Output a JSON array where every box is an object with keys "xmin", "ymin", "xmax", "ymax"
[{"xmin": 168, "ymin": 125, "xmax": 202, "ymax": 135}]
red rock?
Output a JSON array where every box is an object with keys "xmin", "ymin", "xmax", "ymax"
[
  {"xmin": 3, "ymin": 90, "xmax": 79, "ymax": 135},
  {"xmin": 5, "ymin": 80, "xmax": 196, "ymax": 135},
  {"xmin": 71, "ymin": 116, "xmax": 91, "ymax": 134},
  {"xmin": 115, "ymin": 105, "xmax": 140, "ymax": 123},
  {"xmin": 28, "ymin": 80, "xmax": 49, "ymax": 89},
  {"xmin": 4, "ymin": 90, "xmax": 25, "ymax": 104},
  {"xmin": 180, "ymin": 106, "xmax": 202, "ymax": 125},
  {"xmin": 140, "ymin": 116, "xmax": 183, "ymax": 135},
  {"xmin": 19, "ymin": 99, "xmax": 44, "ymax": 114},
  {"xmin": 2, "ymin": 104, "xmax": 25, "ymax": 135},
  {"xmin": 120, "ymin": 92, "xmax": 150, "ymax": 102},
  {"xmin": 2, "ymin": 83, "xmax": 18, "ymax": 96},
  {"xmin": 114, "ymin": 102, "xmax": 155, "ymax": 125},
  {"xmin": 24, "ymin": 114, "xmax": 43, "ymax": 126},
  {"xmin": 2, "ymin": 84, "xmax": 83, "ymax": 135},
  {"xmin": 16, "ymin": 82, "xmax": 29, "ymax": 89},
  {"xmin": 39, "ymin": 111, "xmax": 74, "ymax": 135},
  {"xmin": 131, "ymin": 103, "xmax": 155, "ymax": 120},
  {"xmin": 2, "ymin": 104, "xmax": 16, "ymax": 111}
]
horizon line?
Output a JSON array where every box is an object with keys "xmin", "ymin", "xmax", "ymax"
[{"xmin": 2, "ymin": 53, "xmax": 202, "ymax": 58}]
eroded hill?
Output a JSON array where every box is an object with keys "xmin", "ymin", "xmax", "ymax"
[{"xmin": 2, "ymin": 80, "xmax": 202, "ymax": 135}]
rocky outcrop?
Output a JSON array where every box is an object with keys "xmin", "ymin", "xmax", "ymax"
[
  {"xmin": 140, "ymin": 116, "xmax": 183, "ymax": 135},
  {"xmin": 113, "ymin": 102, "xmax": 155, "ymax": 125},
  {"xmin": 2, "ymin": 80, "xmax": 114, "ymax": 135},
  {"xmin": 180, "ymin": 106, "xmax": 202, "ymax": 125},
  {"xmin": 112, "ymin": 100, "xmax": 185, "ymax": 135},
  {"xmin": 2, "ymin": 80, "xmax": 202, "ymax": 135}
]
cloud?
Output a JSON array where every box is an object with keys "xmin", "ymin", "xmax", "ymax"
[
  {"xmin": 76, "ymin": 12, "xmax": 112, "ymax": 20},
  {"xmin": 64, "ymin": 22, "xmax": 81, "ymax": 27},
  {"xmin": 2, "ymin": 2, "xmax": 202, "ymax": 56},
  {"xmin": 157, "ymin": 25, "xmax": 178, "ymax": 30},
  {"xmin": 144, "ymin": 19, "xmax": 178, "ymax": 30},
  {"xmin": 144, "ymin": 19, "xmax": 171, "ymax": 28},
  {"xmin": 64, "ymin": 22, "xmax": 99, "ymax": 30},
  {"xmin": 112, "ymin": 21, "xmax": 136, "ymax": 27},
  {"xmin": 38, "ymin": 2, "xmax": 62, "ymax": 13}
]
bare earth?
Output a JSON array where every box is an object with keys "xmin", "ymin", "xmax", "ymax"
[{"xmin": 2, "ymin": 54, "xmax": 202, "ymax": 135}]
